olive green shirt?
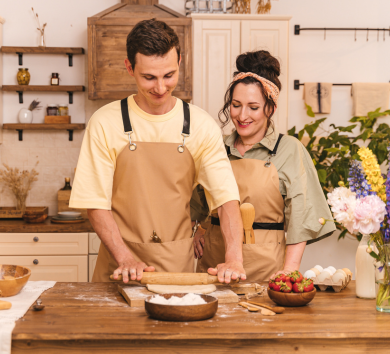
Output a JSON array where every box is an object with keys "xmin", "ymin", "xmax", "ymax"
[{"xmin": 190, "ymin": 127, "xmax": 336, "ymax": 245}]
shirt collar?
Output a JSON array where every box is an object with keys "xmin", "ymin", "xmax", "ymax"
[{"xmin": 224, "ymin": 126, "xmax": 280, "ymax": 152}]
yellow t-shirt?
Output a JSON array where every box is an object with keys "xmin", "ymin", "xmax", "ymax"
[{"xmin": 69, "ymin": 95, "xmax": 240, "ymax": 211}]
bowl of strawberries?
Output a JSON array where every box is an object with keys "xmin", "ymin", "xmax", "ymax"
[{"xmin": 268, "ymin": 271, "xmax": 316, "ymax": 307}]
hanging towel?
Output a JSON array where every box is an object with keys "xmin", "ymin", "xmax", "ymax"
[
  {"xmin": 351, "ymin": 83, "xmax": 390, "ymax": 116},
  {"xmin": 303, "ymin": 83, "xmax": 333, "ymax": 114}
]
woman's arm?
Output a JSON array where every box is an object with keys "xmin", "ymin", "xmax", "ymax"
[{"xmin": 270, "ymin": 241, "xmax": 307, "ymax": 279}]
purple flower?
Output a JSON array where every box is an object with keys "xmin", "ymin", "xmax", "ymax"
[{"xmin": 348, "ymin": 160, "xmax": 375, "ymax": 198}]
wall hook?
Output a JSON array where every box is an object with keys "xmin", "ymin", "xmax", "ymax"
[{"xmin": 367, "ymin": 28, "xmax": 369, "ymax": 41}]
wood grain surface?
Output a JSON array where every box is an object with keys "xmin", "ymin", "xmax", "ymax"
[
  {"xmin": 10, "ymin": 281, "xmax": 390, "ymax": 354},
  {"xmin": 2, "ymin": 85, "xmax": 85, "ymax": 92},
  {"xmin": 0, "ymin": 217, "xmax": 94, "ymax": 233},
  {"xmin": 0, "ymin": 47, "xmax": 84, "ymax": 54}
]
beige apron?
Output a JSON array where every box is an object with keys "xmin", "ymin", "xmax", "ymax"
[
  {"xmin": 197, "ymin": 136, "xmax": 286, "ymax": 283},
  {"xmin": 93, "ymin": 98, "xmax": 196, "ymax": 282}
]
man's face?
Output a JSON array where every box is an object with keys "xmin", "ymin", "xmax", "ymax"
[{"xmin": 125, "ymin": 47, "xmax": 181, "ymax": 107}]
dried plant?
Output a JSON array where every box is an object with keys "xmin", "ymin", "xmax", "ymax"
[
  {"xmin": 31, "ymin": 7, "xmax": 47, "ymax": 46},
  {"xmin": 28, "ymin": 99, "xmax": 42, "ymax": 112},
  {"xmin": 0, "ymin": 163, "xmax": 39, "ymax": 213},
  {"xmin": 257, "ymin": 0, "xmax": 272, "ymax": 14}
]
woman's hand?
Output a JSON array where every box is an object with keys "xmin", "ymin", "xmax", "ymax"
[{"xmin": 193, "ymin": 225, "xmax": 206, "ymax": 259}]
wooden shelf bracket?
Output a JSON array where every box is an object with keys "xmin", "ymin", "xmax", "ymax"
[
  {"xmin": 17, "ymin": 91, "xmax": 23, "ymax": 104},
  {"xmin": 14, "ymin": 52, "xmax": 76, "ymax": 67},
  {"xmin": 67, "ymin": 53, "xmax": 73, "ymax": 67},
  {"xmin": 13, "ymin": 128, "xmax": 75, "ymax": 141},
  {"xmin": 14, "ymin": 90, "xmax": 76, "ymax": 104},
  {"xmin": 68, "ymin": 91, "xmax": 73, "ymax": 104},
  {"xmin": 16, "ymin": 52, "xmax": 23, "ymax": 65}
]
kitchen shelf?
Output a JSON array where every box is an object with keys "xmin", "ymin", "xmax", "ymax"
[
  {"xmin": 2, "ymin": 123, "xmax": 85, "ymax": 141},
  {"xmin": 1, "ymin": 85, "xmax": 85, "ymax": 104},
  {"xmin": 0, "ymin": 46, "xmax": 85, "ymax": 66}
]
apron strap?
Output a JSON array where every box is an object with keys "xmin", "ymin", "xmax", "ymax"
[
  {"xmin": 265, "ymin": 133, "xmax": 284, "ymax": 167},
  {"xmin": 211, "ymin": 217, "xmax": 283, "ymax": 230},
  {"xmin": 182, "ymin": 101, "xmax": 190, "ymax": 136},
  {"xmin": 120, "ymin": 98, "xmax": 133, "ymax": 133}
]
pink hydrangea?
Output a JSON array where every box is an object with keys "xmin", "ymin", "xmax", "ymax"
[{"xmin": 353, "ymin": 195, "xmax": 386, "ymax": 235}]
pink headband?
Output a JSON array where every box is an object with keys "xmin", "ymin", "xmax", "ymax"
[{"xmin": 233, "ymin": 72, "xmax": 279, "ymax": 108}]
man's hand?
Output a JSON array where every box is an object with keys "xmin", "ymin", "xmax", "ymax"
[
  {"xmin": 193, "ymin": 226, "xmax": 206, "ymax": 259},
  {"xmin": 207, "ymin": 260, "xmax": 246, "ymax": 284},
  {"xmin": 269, "ymin": 268, "xmax": 296, "ymax": 281},
  {"xmin": 112, "ymin": 257, "xmax": 155, "ymax": 283}
]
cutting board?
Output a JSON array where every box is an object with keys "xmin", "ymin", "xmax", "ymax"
[{"xmin": 118, "ymin": 284, "xmax": 239, "ymax": 307}]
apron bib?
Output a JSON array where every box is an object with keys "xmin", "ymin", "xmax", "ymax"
[
  {"xmin": 93, "ymin": 98, "xmax": 196, "ymax": 282},
  {"xmin": 197, "ymin": 135, "xmax": 286, "ymax": 283}
]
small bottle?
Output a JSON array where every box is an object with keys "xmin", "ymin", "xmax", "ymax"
[
  {"xmin": 47, "ymin": 104, "xmax": 58, "ymax": 116},
  {"xmin": 51, "ymin": 73, "xmax": 59, "ymax": 86},
  {"xmin": 61, "ymin": 177, "xmax": 72, "ymax": 191},
  {"xmin": 58, "ymin": 104, "xmax": 69, "ymax": 116}
]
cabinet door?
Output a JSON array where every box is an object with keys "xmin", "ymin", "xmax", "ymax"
[
  {"xmin": 193, "ymin": 19, "xmax": 241, "ymax": 134},
  {"xmin": 0, "ymin": 256, "xmax": 88, "ymax": 282},
  {"xmin": 89, "ymin": 254, "xmax": 98, "ymax": 282},
  {"xmin": 89, "ymin": 233, "xmax": 101, "ymax": 254},
  {"xmin": 241, "ymin": 20, "xmax": 289, "ymax": 134}
]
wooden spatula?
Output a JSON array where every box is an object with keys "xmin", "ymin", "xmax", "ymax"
[
  {"xmin": 240, "ymin": 203, "xmax": 255, "ymax": 244},
  {"xmin": 0, "ymin": 300, "xmax": 12, "ymax": 310}
]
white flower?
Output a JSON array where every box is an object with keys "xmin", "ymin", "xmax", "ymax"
[
  {"xmin": 327, "ymin": 187, "xmax": 356, "ymax": 207},
  {"xmin": 330, "ymin": 195, "xmax": 357, "ymax": 234},
  {"xmin": 353, "ymin": 195, "xmax": 386, "ymax": 235}
]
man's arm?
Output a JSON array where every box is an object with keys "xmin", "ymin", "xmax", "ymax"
[
  {"xmin": 270, "ymin": 241, "xmax": 306, "ymax": 279},
  {"xmin": 207, "ymin": 200, "xmax": 247, "ymax": 283},
  {"xmin": 88, "ymin": 209, "xmax": 155, "ymax": 283}
]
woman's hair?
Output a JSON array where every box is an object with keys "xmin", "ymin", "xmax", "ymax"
[{"xmin": 218, "ymin": 50, "xmax": 282, "ymax": 131}]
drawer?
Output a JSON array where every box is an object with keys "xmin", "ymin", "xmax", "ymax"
[
  {"xmin": 89, "ymin": 233, "xmax": 101, "ymax": 254},
  {"xmin": 0, "ymin": 255, "xmax": 88, "ymax": 282},
  {"xmin": 0, "ymin": 233, "xmax": 88, "ymax": 256},
  {"xmin": 89, "ymin": 254, "xmax": 98, "ymax": 282}
]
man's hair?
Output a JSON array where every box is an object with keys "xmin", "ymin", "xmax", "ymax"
[{"xmin": 126, "ymin": 19, "xmax": 180, "ymax": 69}]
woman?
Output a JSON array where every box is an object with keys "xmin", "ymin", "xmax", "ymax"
[{"xmin": 192, "ymin": 50, "xmax": 335, "ymax": 282}]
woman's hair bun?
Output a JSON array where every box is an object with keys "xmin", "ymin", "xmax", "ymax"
[{"xmin": 235, "ymin": 50, "xmax": 281, "ymax": 89}]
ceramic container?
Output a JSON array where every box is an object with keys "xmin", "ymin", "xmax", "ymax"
[{"xmin": 18, "ymin": 108, "xmax": 33, "ymax": 123}]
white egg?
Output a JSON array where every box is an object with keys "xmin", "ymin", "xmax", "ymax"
[
  {"xmin": 342, "ymin": 268, "xmax": 352, "ymax": 277},
  {"xmin": 324, "ymin": 266, "xmax": 336, "ymax": 275},
  {"xmin": 314, "ymin": 265, "xmax": 323, "ymax": 272},
  {"xmin": 304, "ymin": 270, "xmax": 317, "ymax": 279},
  {"xmin": 332, "ymin": 272, "xmax": 346, "ymax": 284},
  {"xmin": 335, "ymin": 269, "xmax": 347, "ymax": 278},
  {"xmin": 317, "ymin": 270, "xmax": 332, "ymax": 282},
  {"xmin": 310, "ymin": 268, "xmax": 321, "ymax": 276}
]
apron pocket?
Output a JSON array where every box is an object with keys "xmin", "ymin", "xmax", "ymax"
[{"xmin": 123, "ymin": 238, "xmax": 194, "ymax": 273}]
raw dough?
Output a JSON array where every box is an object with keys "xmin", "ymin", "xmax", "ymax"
[{"xmin": 146, "ymin": 284, "xmax": 216, "ymax": 294}]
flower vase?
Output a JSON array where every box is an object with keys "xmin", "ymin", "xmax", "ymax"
[
  {"xmin": 376, "ymin": 244, "xmax": 390, "ymax": 312},
  {"xmin": 18, "ymin": 108, "xmax": 33, "ymax": 124},
  {"xmin": 39, "ymin": 32, "xmax": 46, "ymax": 47},
  {"xmin": 355, "ymin": 234, "xmax": 376, "ymax": 299}
]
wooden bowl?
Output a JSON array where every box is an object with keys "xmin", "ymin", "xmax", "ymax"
[
  {"xmin": 145, "ymin": 293, "xmax": 218, "ymax": 321},
  {"xmin": 22, "ymin": 207, "xmax": 48, "ymax": 223},
  {"xmin": 267, "ymin": 287, "xmax": 316, "ymax": 307},
  {"xmin": 0, "ymin": 265, "xmax": 31, "ymax": 297}
]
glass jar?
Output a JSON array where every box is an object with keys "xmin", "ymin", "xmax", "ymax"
[
  {"xmin": 17, "ymin": 68, "xmax": 30, "ymax": 85},
  {"xmin": 376, "ymin": 244, "xmax": 390, "ymax": 312},
  {"xmin": 51, "ymin": 73, "xmax": 59, "ymax": 86},
  {"xmin": 355, "ymin": 234, "xmax": 377, "ymax": 299},
  {"xmin": 58, "ymin": 104, "xmax": 69, "ymax": 116},
  {"xmin": 47, "ymin": 104, "xmax": 58, "ymax": 116}
]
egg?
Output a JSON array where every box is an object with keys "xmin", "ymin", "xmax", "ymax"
[
  {"xmin": 332, "ymin": 272, "xmax": 347, "ymax": 284},
  {"xmin": 304, "ymin": 270, "xmax": 317, "ymax": 279},
  {"xmin": 342, "ymin": 268, "xmax": 352, "ymax": 277},
  {"xmin": 317, "ymin": 270, "xmax": 332, "ymax": 282},
  {"xmin": 324, "ymin": 266, "xmax": 336, "ymax": 275},
  {"xmin": 314, "ymin": 265, "xmax": 323, "ymax": 272},
  {"xmin": 310, "ymin": 268, "xmax": 321, "ymax": 276},
  {"xmin": 335, "ymin": 269, "xmax": 347, "ymax": 278}
]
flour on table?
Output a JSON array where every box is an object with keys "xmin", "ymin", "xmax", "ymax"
[
  {"xmin": 148, "ymin": 293, "xmax": 207, "ymax": 305},
  {"xmin": 146, "ymin": 284, "xmax": 216, "ymax": 294}
]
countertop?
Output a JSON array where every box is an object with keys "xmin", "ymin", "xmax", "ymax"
[
  {"xmin": 11, "ymin": 281, "xmax": 390, "ymax": 353},
  {"xmin": 0, "ymin": 217, "xmax": 94, "ymax": 233}
]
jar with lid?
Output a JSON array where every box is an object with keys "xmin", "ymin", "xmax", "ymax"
[
  {"xmin": 47, "ymin": 104, "xmax": 58, "ymax": 116},
  {"xmin": 51, "ymin": 73, "xmax": 59, "ymax": 86},
  {"xmin": 17, "ymin": 68, "xmax": 31, "ymax": 85},
  {"xmin": 58, "ymin": 104, "xmax": 69, "ymax": 116}
]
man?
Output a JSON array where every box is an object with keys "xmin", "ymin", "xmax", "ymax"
[{"xmin": 70, "ymin": 19, "xmax": 246, "ymax": 284}]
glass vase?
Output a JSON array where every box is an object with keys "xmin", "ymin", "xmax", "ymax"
[
  {"xmin": 355, "ymin": 234, "xmax": 376, "ymax": 299},
  {"xmin": 39, "ymin": 31, "xmax": 46, "ymax": 47},
  {"xmin": 376, "ymin": 244, "xmax": 390, "ymax": 312},
  {"xmin": 16, "ymin": 68, "xmax": 30, "ymax": 85}
]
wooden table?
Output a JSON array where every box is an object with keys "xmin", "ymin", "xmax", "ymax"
[{"xmin": 11, "ymin": 281, "xmax": 390, "ymax": 353}]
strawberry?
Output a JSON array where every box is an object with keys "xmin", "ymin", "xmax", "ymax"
[
  {"xmin": 275, "ymin": 274, "xmax": 290, "ymax": 283},
  {"xmin": 281, "ymin": 281, "xmax": 292, "ymax": 293},
  {"xmin": 289, "ymin": 270, "xmax": 303, "ymax": 283},
  {"xmin": 292, "ymin": 282, "xmax": 305, "ymax": 293},
  {"xmin": 272, "ymin": 281, "xmax": 282, "ymax": 292},
  {"xmin": 269, "ymin": 280, "xmax": 275, "ymax": 290},
  {"xmin": 303, "ymin": 279, "xmax": 314, "ymax": 292}
]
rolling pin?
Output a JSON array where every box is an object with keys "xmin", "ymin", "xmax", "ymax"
[
  {"xmin": 240, "ymin": 203, "xmax": 255, "ymax": 244},
  {"xmin": 0, "ymin": 300, "xmax": 12, "ymax": 310},
  {"xmin": 109, "ymin": 272, "xmax": 240, "ymax": 285}
]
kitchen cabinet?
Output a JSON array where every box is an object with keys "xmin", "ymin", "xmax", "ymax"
[
  {"xmin": 88, "ymin": 232, "xmax": 101, "ymax": 281},
  {"xmin": 192, "ymin": 14, "xmax": 291, "ymax": 134}
]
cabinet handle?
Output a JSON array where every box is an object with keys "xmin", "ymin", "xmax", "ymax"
[
  {"xmin": 33, "ymin": 259, "xmax": 39, "ymax": 265},
  {"xmin": 33, "ymin": 237, "xmax": 39, "ymax": 242}
]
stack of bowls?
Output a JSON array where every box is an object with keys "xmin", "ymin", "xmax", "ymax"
[{"xmin": 51, "ymin": 211, "xmax": 82, "ymax": 222}]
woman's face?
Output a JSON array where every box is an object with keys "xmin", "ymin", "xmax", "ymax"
[{"xmin": 230, "ymin": 83, "xmax": 270, "ymax": 140}]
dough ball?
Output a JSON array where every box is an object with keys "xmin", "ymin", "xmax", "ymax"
[{"xmin": 146, "ymin": 284, "xmax": 217, "ymax": 294}]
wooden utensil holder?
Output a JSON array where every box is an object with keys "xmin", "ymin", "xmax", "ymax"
[{"xmin": 45, "ymin": 115, "xmax": 70, "ymax": 124}]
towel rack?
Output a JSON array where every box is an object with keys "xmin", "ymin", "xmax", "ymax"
[
  {"xmin": 294, "ymin": 80, "xmax": 390, "ymax": 90},
  {"xmin": 295, "ymin": 25, "xmax": 390, "ymax": 35}
]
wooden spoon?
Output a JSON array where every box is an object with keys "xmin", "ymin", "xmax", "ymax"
[
  {"xmin": 0, "ymin": 300, "xmax": 12, "ymax": 310},
  {"xmin": 239, "ymin": 302, "xmax": 276, "ymax": 316},
  {"xmin": 240, "ymin": 203, "xmax": 255, "ymax": 244},
  {"xmin": 247, "ymin": 300, "xmax": 285, "ymax": 314},
  {"xmin": 239, "ymin": 302, "xmax": 260, "ymax": 312}
]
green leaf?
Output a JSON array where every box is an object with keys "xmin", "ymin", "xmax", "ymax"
[
  {"xmin": 305, "ymin": 104, "xmax": 315, "ymax": 118},
  {"xmin": 287, "ymin": 126, "xmax": 296, "ymax": 136},
  {"xmin": 298, "ymin": 129, "xmax": 304, "ymax": 141},
  {"xmin": 317, "ymin": 169, "xmax": 327, "ymax": 183},
  {"xmin": 338, "ymin": 229, "xmax": 348, "ymax": 240},
  {"xmin": 312, "ymin": 158, "xmax": 317, "ymax": 166},
  {"xmin": 369, "ymin": 251, "xmax": 380, "ymax": 260},
  {"xmin": 325, "ymin": 148, "xmax": 341, "ymax": 153}
]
